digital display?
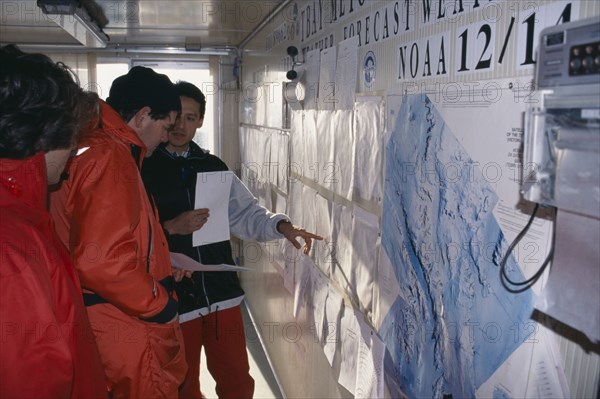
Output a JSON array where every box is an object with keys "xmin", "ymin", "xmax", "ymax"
[{"xmin": 546, "ymin": 31, "xmax": 565, "ymax": 46}]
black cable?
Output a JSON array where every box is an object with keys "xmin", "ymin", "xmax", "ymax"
[{"xmin": 499, "ymin": 203, "xmax": 556, "ymax": 293}]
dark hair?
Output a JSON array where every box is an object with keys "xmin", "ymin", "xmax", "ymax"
[
  {"xmin": 174, "ymin": 81, "xmax": 206, "ymax": 119},
  {"xmin": 106, "ymin": 66, "xmax": 181, "ymax": 123},
  {"xmin": 0, "ymin": 44, "xmax": 99, "ymax": 159}
]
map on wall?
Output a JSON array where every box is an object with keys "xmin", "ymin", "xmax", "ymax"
[{"xmin": 378, "ymin": 94, "xmax": 536, "ymax": 398}]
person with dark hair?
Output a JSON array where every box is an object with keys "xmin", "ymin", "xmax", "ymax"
[
  {"xmin": 50, "ymin": 66, "xmax": 187, "ymax": 398},
  {"xmin": 0, "ymin": 44, "xmax": 107, "ymax": 398},
  {"xmin": 142, "ymin": 81, "xmax": 322, "ymax": 399}
]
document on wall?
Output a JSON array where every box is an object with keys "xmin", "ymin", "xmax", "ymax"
[
  {"xmin": 308, "ymin": 264, "xmax": 328, "ymax": 343},
  {"xmin": 193, "ymin": 171, "xmax": 233, "ymax": 247},
  {"xmin": 337, "ymin": 305, "xmax": 363, "ymax": 394},
  {"xmin": 282, "ymin": 242, "xmax": 296, "ymax": 295},
  {"xmin": 323, "ymin": 284, "xmax": 343, "ymax": 367},
  {"xmin": 355, "ymin": 329, "xmax": 385, "ymax": 399},
  {"xmin": 304, "ymin": 48, "xmax": 321, "ymax": 110},
  {"xmin": 318, "ymin": 47, "xmax": 337, "ymax": 111},
  {"xmin": 334, "ymin": 35, "xmax": 360, "ymax": 110},
  {"xmin": 476, "ymin": 324, "xmax": 570, "ymax": 398},
  {"xmin": 170, "ymin": 252, "xmax": 250, "ymax": 272},
  {"xmin": 293, "ymin": 253, "xmax": 313, "ymax": 318}
]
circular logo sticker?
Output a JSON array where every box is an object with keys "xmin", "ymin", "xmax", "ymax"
[{"xmin": 363, "ymin": 51, "xmax": 376, "ymax": 88}]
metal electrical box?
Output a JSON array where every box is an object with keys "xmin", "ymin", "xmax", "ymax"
[{"xmin": 522, "ymin": 16, "xmax": 600, "ymax": 218}]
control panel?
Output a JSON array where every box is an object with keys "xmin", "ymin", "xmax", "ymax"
[{"xmin": 537, "ymin": 16, "xmax": 600, "ymax": 88}]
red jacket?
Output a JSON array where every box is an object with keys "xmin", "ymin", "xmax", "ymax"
[
  {"xmin": 0, "ymin": 152, "xmax": 107, "ymax": 398},
  {"xmin": 50, "ymin": 102, "xmax": 186, "ymax": 398}
]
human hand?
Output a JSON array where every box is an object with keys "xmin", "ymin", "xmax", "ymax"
[
  {"xmin": 163, "ymin": 208, "xmax": 210, "ymax": 235},
  {"xmin": 277, "ymin": 221, "xmax": 323, "ymax": 255},
  {"xmin": 172, "ymin": 267, "xmax": 193, "ymax": 282}
]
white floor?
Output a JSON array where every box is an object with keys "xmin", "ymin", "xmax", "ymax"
[{"xmin": 199, "ymin": 303, "xmax": 283, "ymax": 399}]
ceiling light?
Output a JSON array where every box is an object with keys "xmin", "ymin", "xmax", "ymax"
[{"xmin": 37, "ymin": 0, "xmax": 108, "ymax": 48}]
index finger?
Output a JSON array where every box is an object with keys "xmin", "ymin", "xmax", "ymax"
[{"xmin": 299, "ymin": 231, "xmax": 323, "ymax": 240}]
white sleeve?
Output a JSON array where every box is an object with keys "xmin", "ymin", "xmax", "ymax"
[{"xmin": 228, "ymin": 175, "xmax": 289, "ymax": 241}]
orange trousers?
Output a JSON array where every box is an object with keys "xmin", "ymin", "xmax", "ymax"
[{"xmin": 179, "ymin": 305, "xmax": 255, "ymax": 399}]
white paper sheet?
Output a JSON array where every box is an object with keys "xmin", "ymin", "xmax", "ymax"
[
  {"xmin": 170, "ymin": 252, "xmax": 250, "ymax": 272},
  {"xmin": 287, "ymin": 179, "xmax": 303, "ymax": 237},
  {"xmin": 290, "ymin": 110, "xmax": 304, "ymax": 175},
  {"xmin": 334, "ymin": 36, "xmax": 360, "ymax": 110},
  {"xmin": 355, "ymin": 329, "xmax": 386, "ymax": 399},
  {"xmin": 303, "ymin": 110, "xmax": 318, "ymax": 181},
  {"xmin": 331, "ymin": 109, "xmax": 354, "ymax": 199},
  {"xmin": 331, "ymin": 203, "xmax": 353, "ymax": 294},
  {"xmin": 269, "ymin": 191, "xmax": 288, "ymax": 275},
  {"xmin": 314, "ymin": 193, "xmax": 333, "ymax": 275},
  {"xmin": 318, "ymin": 47, "xmax": 337, "ymax": 111},
  {"xmin": 277, "ymin": 132, "xmax": 289, "ymax": 194},
  {"xmin": 476, "ymin": 324, "xmax": 570, "ymax": 398},
  {"xmin": 323, "ymin": 284, "xmax": 343, "ymax": 366},
  {"xmin": 338, "ymin": 305, "xmax": 363, "ymax": 394},
  {"xmin": 373, "ymin": 248, "xmax": 400, "ymax": 331},
  {"xmin": 307, "ymin": 263, "xmax": 328, "ymax": 343},
  {"xmin": 316, "ymin": 110, "xmax": 335, "ymax": 193},
  {"xmin": 193, "ymin": 171, "xmax": 234, "ymax": 246},
  {"xmin": 301, "ymin": 184, "xmax": 317, "ymax": 238},
  {"xmin": 293, "ymin": 253, "xmax": 313, "ymax": 318},
  {"xmin": 282, "ymin": 241, "xmax": 296, "ymax": 295},
  {"xmin": 353, "ymin": 97, "xmax": 384, "ymax": 203},
  {"xmin": 331, "ymin": 204, "xmax": 379, "ymax": 312},
  {"xmin": 350, "ymin": 205, "xmax": 379, "ymax": 312},
  {"xmin": 304, "ymin": 48, "xmax": 321, "ymax": 110}
]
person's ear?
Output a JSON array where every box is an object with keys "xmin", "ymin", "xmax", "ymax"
[
  {"xmin": 131, "ymin": 106, "xmax": 152, "ymax": 128},
  {"xmin": 196, "ymin": 117, "xmax": 204, "ymax": 129}
]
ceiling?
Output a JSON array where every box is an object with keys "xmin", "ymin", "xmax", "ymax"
[{"xmin": 0, "ymin": 0, "xmax": 288, "ymax": 53}]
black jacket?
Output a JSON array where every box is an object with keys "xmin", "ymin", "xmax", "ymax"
[{"xmin": 142, "ymin": 142, "xmax": 244, "ymax": 315}]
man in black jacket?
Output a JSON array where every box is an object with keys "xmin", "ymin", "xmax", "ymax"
[{"xmin": 142, "ymin": 81, "xmax": 321, "ymax": 399}]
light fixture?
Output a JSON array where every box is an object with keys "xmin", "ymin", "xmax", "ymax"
[{"xmin": 37, "ymin": 0, "xmax": 109, "ymax": 48}]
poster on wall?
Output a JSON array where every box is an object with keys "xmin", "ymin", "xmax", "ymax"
[{"xmin": 378, "ymin": 92, "xmax": 568, "ymax": 399}]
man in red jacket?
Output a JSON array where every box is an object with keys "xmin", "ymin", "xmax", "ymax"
[
  {"xmin": 50, "ymin": 66, "xmax": 187, "ymax": 398},
  {"xmin": 0, "ymin": 44, "xmax": 107, "ymax": 398}
]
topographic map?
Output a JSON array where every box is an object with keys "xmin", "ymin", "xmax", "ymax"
[{"xmin": 378, "ymin": 94, "xmax": 535, "ymax": 398}]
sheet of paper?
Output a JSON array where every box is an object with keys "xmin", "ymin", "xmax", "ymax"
[
  {"xmin": 304, "ymin": 48, "xmax": 321, "ymax": 110},
  {"xmin": 476, "ymin": 324, "xmax": 570, "ymax": 398},
  {"xmin": 355, "ymin": 329, "xmax": 385, "ymax": 399},
  {"xmin": 331, "ymin": 109, "xmax": 354, "ymax": 199},
  {"xmin": 193, "ymin": 171, "xmax": 234, "ymax": 246},
  {"xmin": 331, "ymin": 202, "xmax": 353, "ymax": 294},
  {"xmin": 330, "ymin": 204, "xmax": 379, "ymax": 312},
  {"xmin": 290, "ymin": 110, "xmax": 304, "ymax": 175},
  {"xmin": 323, "ymin": 284, "xmax": 343, "ymax": 366},
  {"xmin": 316, "ymin": 110, "xmax": 335, "ymax": 193},
  {"xmin": 373, "ymin": 248, "xmax": 400, "ymax": 331},
  {"xmin": 293, "ymin": 253, "xmax": 313, "ymax": 318},
  {"xmin": 338, "ymin": 305, "xmax": 363, "ymax": 394},
  {"xmin": 170, "ymin": 252, "xmax": 250, "ymax": 272},
  {"xmin": 302, "ymin": 110, "xmax": 318, "ymax": 181},
  {"xmin": 318, "ymin": 47, "xmax": 337, "ymax": 111},
  {"xmin": 351, "ymin": 205, "xmax": 379, "ymax": 312},
  {"xmin": 301, "ymin": 183, "xmax": 317, "ymax": 236},
  {"xmin": 314, "ymin": 193, "xmax": 333, "ymax": 275},
  {"xmin": 353, "ymin": 97, "xmax": 384, "ymax": 203},
  {"xmin": 282, "ymin": 241, "xmax": 296, "ymax": 295},
  {"xmin": 334, "ymin": 35, "xmax": 360, "ymax": 110},
  {"xmin": 307, "ymin": 262, "xmax": 328, "ymax": 343}
]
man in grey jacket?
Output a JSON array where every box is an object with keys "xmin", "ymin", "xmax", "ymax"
[{"xmin": 142, "ymin": 81, "xmax": 321, "ymax": 399}]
